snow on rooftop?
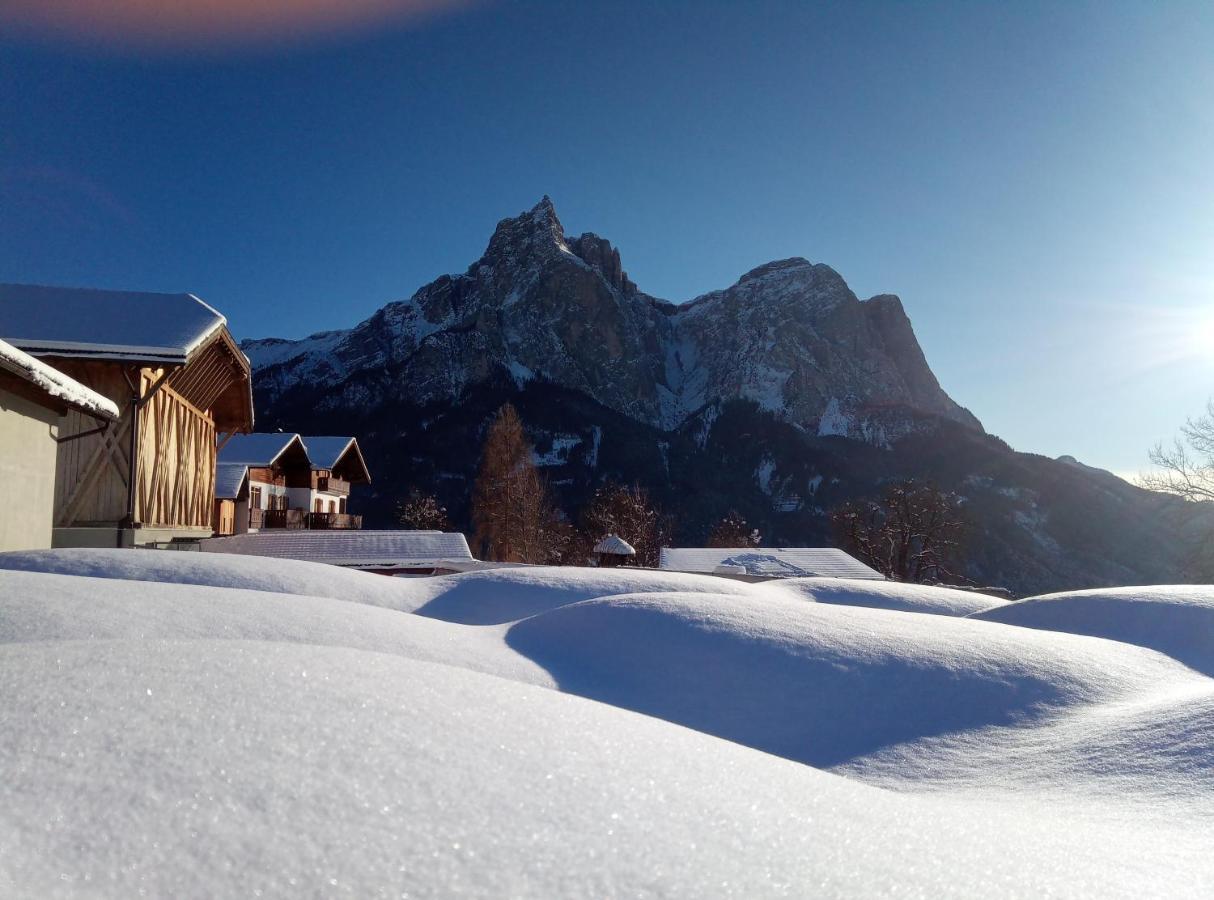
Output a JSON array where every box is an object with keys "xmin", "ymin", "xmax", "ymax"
[
  {"xmin": 200, "ymin": 530, "xmax": 475, "ymax": 568},
  {"xmin": 0, "ymin": 338, "xmax": 120, "ymax": 419},
  {"xmin": 217, "ymin": 432, "xmax": 302, "ymax": 466},
  {"xmin": 0, "ymin": 283, "xmax": 226, "ymax": 364},
  {"xmin": 594, "ymin": 534, "xmax": 636, "ymax": 556},
  {"xmin": 214, "ymin": 463, "xmax": 248, "ymax": 500},
  {"xmin": 300, "ymin": 435, "xmax": 356, "ymax": 470},
  {"xmin": 660, "ymin": 546, "xmax": 885, "ymax": 579}
]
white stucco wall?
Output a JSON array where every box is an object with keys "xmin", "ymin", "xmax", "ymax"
[{"xmin": 0, "ymin": 387, "xmax": 60, "ymax": 551}]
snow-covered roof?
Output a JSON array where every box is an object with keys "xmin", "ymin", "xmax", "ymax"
[
  {"xmin": 594, "ymin": 534, "xmax": 636, "ymax": 556},
  {"xmin": 0, "ymin": 338, "xmax": 120, "ymax": 420},
  {"xmin": 200, "ymin": 530, "xmax": 475, "ymax": 569},
  {"xmin": 214, "ymin": 463, "xmax": 249, "ymax": 500},
  {"xmin": 301, "ymin": 436, "xmax": 371, "ymax": 482},
  {"xmin": 301, "ymin": 436, "xmax": 355, "ymax": 470},
  {"xmin": 218, "ymin": 433, "xmax": 304, "ymax": 466},
  {"xmin": 659, "ymin": 547, "xmax": 885, "ymax": 580},
  {"xmin": 0, "ymin": 283, "xmax": 227, "ymax": 365}
]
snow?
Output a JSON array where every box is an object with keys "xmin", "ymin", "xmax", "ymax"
[
  {"xmin": 213, "ymin": 462, "xmax": 248, "ymax": 499},
  {"xmin": 593, "ymin": 534, "xmax": 636, "ymax": 556},
  {"xmin": 532, "ymin": 433, "xmax": 581, "ymax": 466},
  {"xmin": 1, "ymin": 550, "xmax": 1212, "ymax": 896},
  {"xmin": 0, "ymin": 283, "xmax": 225, "ymax": 363},
  {"xmin": 405, "ymin": 565, "xmax": 758, "ymax": 624},
  {"xmin": 300, "ymin": 435, "xmax": 357, "ymax": 470},
  {"xmin": 0, "ymin": 338, "xmax": 120, "ymax": 419},
  {"xmin": 765, "ymin": 576, "xmax": 1007, "ymax": 616},
  {"xmin": 217, "ymin": 431, "xmax": 303, "ymax": 465},
  {"xmin": 817, "ymin": 396, "xmax": 853, "ymax": 437},
  {"xmin": 659, "ymin": 546, "xmax": 885, "ymax": 579},
  {"xmin": 201, "ymin": 531, "xmax": 476, "ymax": 570},
  {"xmin": 971, "ymin": 585, "xmax": 1214, "ymax": 674}
]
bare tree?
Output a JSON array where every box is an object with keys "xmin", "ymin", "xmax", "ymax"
[
  {"xmin": 395, "ymin": 490, "xmax": 451, "ymax": 531},
  {"xmin": 575, "ymin": 482, "xmax": 670, "ymax": 567},
  {"xmin": 471, "ymin": 404, "xmax": 563, "ymax": 563},
  {"xmin": 1141, "ymin": 400, "xmax": 1214, "ymax": 501},
  {"xmin": 706, "ymin": 510, "xmax": 761, "ymax": 548},
  {"xmin": 829, "ymin": 480, "xmax": 968, "ymax": 583}
]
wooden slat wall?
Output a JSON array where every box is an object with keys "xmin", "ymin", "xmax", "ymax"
[
  {"xmin": 135, "ymin": 378, "xmax": 215, "ymax": 529},
  {"xmin": 51, "ymin": 364, "xmax": 132, "ymax": 526}
]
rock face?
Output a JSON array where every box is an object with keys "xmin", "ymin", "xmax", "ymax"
[
  {"xmin": 244, "ymin": 198, "xmax": 1201, "ymax": 595},
  {"xmin": 246, "ymin": 198, "xmax": 979, "ymax": 442}
]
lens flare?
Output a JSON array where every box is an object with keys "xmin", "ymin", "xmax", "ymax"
[{"xmin": 0, "ymin": 0, "xmax": 475, "ymax": 51}]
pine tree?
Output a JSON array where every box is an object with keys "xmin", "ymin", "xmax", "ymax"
[{"xmin": 471, "ymin": 404, "xmax": 562, "ymax": 563}]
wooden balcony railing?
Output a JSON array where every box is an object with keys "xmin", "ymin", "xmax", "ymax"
[
  {"xmin": 305, "ymin": 512, "xmax": 363, "ymax": 530},
  {"xmin": 262, "ymin": 508, "xmax": 306, "ymax": 530},
  {"xmin": 252, "ymin": 508, "xmax": 362, "ymax": 530},
  {"xmin": 318, "ymin": 476, "xmax": 351, "ymax": 495}
]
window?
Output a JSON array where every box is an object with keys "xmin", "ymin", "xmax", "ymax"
[
  {"xmin": 250, "ymin": 486, "xmax": 262, "ymax": 509},
  {"xmin": 314, "ymin": 498, "xmax": 323, "ymax": 513},
  {"xmin": 339, "ymin": 497, "xmax": 347, "ymax": 514}
]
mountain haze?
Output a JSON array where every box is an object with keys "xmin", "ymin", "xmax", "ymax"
[{"xmin": 244, "ymin": 199, "xmax": 1197, "ymax": 595}]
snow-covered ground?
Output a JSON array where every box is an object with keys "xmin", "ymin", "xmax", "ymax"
[{"xmin": 0, "ymin": 549, "xmax": 1211, "ymax": 896}]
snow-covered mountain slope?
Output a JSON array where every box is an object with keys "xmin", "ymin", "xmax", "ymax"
[
  {"xmin": 245, "ymin": 197, "xmax": 978, "ymax": 436},
  {"xmin": 2, "ymin": 553, "xmax": 1213, "ymax": 896},
  {"xmin": 238, "ymin": 200, "xmax": 1201, "ymax": 596}
]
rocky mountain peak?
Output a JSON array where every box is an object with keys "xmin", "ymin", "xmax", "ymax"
[
  {"xmin": 568, "ymin": 232, "xmax": 634, "ymax": 293},
  {"xmin": 737, "ymin": 257, "xmax": 816, "ymax": 284},
  {"xmin": 245, "ymin": 199, "xmax": 981, "ymax": 441},
  {"xmin": 482, "ymin": 195, "xmax": 569, "ymax": 266}
]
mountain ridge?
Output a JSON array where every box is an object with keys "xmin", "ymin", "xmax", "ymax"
[
  {"xmin": 241, "ymin": 198, "xmax": 1199, "ymax": 594},
  {"xmin": 245, "ymin": 197, "xmax": 981, "ymax": 441}
]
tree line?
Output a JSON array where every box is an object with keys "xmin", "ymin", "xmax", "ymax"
[{"xmin": 396, "ymin": 402, "xmax": 971, "ymax": 580}]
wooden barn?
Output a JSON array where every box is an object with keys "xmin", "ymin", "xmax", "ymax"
[{"xmin": 0, "ymin": 284, "xmax": 253, "ymax": 548}]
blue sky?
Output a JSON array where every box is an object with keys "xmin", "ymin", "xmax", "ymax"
[{"xmin": 1, "ymin": 0, "xmax": 1212, "ymax": 475}]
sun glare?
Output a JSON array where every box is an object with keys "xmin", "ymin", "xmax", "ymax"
[{"xmin": 1121, "ymin": 303, "xmax": 1214, "ymax": 373}]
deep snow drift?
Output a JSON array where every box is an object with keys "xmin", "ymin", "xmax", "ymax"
[
  {"xmin": 972, "ymin": 584, "xmax": 1214, "ymax": 675},
  {"xmin": 1, "ymin": 550, "xmax": 1212, "ymax": 897}
]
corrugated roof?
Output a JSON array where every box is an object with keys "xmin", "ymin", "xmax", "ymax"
[
  {"xmin": 199, "ymin": 530, "xmax": 475, "ymax": 568},
  {"xmin": 214, "ymin": 463, "xmax": 249, "ymax": 500},
  {"xmin": 658, "ymin": 547, "xmax": 885, "ymax": 580},
  {"xmin": 218, "ymin": 433, "xmax": 303, "ymax": 466},
  {"xmin": 594, "ymin": 534, "xmax": 636, "ymax": 556},
  {"xmin": 0, "ymin": 283, "xmax": 226, "ymax": 364},
  {"xmin": 0, "ymin": 338, "xmax": 120, "ymax": 419}
]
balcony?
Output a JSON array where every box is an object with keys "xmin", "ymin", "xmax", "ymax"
[
  {"xmin": 305, "ymin": 511, "xmax": 363, "ymax": 530},
  {"xmin": 318, "ymin": 476, "xmax": 351, "ymax": 495},
  {"xmin": 263, "ymin": 508, "xmax": 307, "ymax": 530},
  {"xmin": 251, "ymin": 508, "xmax": 362, "ymax": 530}
]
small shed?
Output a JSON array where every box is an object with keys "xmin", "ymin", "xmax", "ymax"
[
  {"xmin": 593, "ymin": 534, "xmax": 636, "ymax": 568},
  {"xmin": 0, "ymin": 339, "xmax": 119, "ymax": 550}
]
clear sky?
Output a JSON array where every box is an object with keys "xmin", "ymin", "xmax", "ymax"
[{"xmin": 1, "ymin": 0, "xmax": 1212, "ymax": 476}]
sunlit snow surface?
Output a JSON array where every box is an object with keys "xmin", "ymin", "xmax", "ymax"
[{"xmin": 1, "ymin": 550, "xmax": 1212, "ymax": 897}]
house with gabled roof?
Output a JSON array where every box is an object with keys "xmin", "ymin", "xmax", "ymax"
[
  {"xmin": 214, "ymin": 432, "xmax": 370, "ymax": 534},
  {"xmin": 0, "ymin": 283, "xmax": 253, "ymax": 547},
  {"xmin": 0, "ymin": 338, "xmax": 120, "ymax": 550}
]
